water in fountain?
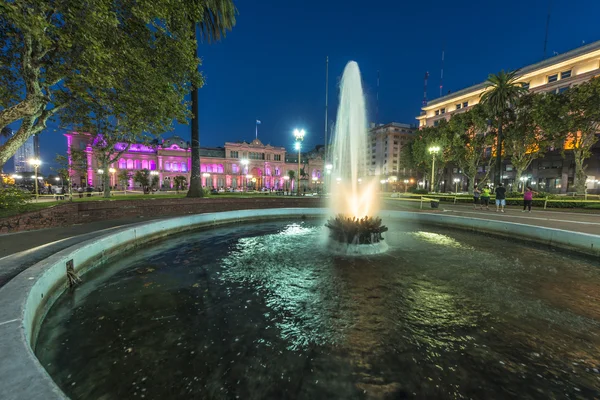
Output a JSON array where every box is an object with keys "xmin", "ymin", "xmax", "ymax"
[{"xmin": 327, "ymin": 61, "xmax": 387, "ymax": 252}]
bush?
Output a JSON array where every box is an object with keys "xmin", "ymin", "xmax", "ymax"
[
  {"xmin": 0, "ymin": 186, "xmax": 31, "ymax": 212},
  {"xmin": 412, "ymin": 189, "xmax": 429, "ymax": 194}
]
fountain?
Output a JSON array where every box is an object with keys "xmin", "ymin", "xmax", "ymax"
[{"xmin": 326, "ymin": 61, "xmax": 388, "ymax": 253}]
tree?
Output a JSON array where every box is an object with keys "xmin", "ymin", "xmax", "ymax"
[
  {"xmin": 174, "ymin": 175, "xmax": 188, "ymax": 193},
  {"xmin": 151, "ymin": 175, "xmax": 160, "ymax": 191},
  {"xmin": 118, "ymin": 170, "xmax": 132, "ymax": 191},
  {"xmin": 187, "ymin": 1, "xmax": 237, "ymax": 198},
  {"xmin": 133, "ymin": 169, "xmax": 151, "ymax": 193},
  {"xmin": 535, "ymin": 78, "xmax": 600, "ymax": 193},
  {"xmin": 410, "ymin": 121, "xmax": 452, "ymax": 191},
  {"xmin": 504, "ymin": 93, "xmax": 546, "ymax": 190},
  {"xmin": 287, "ymin": 170, "xmax": 296, "ymax": 193},
  {"xmin": 447, "ymin": 105, "xmax": 494, "ymax": 193},
  {"xmin": 0, "ymin": 1, "xmax": 204, "ymax": 170},
  {"xmin": 480, "ymin": 70, "xmax": 528, "ymax": 186}
]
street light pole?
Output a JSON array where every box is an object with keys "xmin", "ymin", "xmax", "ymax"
[
  {"xmin": 454, "ymin": 178, "xmax": 460, "ymax": 193},
  {"xmin": 29, "ymin": 158, "xmax": 41, "ymax": 201},
  {"xmin": 293, "ymin": 129, "xmax": 306, "ymax": 196},
  {"xmin": 428, "ymin": 146, "xmax": 440, "ymax": 192},
  {"xmin": 404, "ymin": 179, "xmax": 409, "ymax": 193},
  {"xmin": 240, "ymin": 159, "xmax": 249, "ymax": 194}
]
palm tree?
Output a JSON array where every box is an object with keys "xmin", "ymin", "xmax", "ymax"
[
  {"xmin": 480, "ymin": 70, "xmax": 527, "ymax": 186},
  {"xmin": 187, "ymin": 1, "xmax": 237, "ymax": 198}
]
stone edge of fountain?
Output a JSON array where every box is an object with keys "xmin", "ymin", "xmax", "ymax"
[{"xmin": 0, "ymin": 208, "xmax": 599, "ymax": 400}]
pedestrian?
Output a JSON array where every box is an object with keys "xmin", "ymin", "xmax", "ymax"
[
  {"xmin": 522, "ymin": 186, "xmax": 537, "ymax": 213},
  {"xmin": 495, "ymin": 183, "xmax": 507, "ymax": 213},
  {"xmin": 473, "ymin": 185, "xmax": 481, "ymax": 209},
  {"xmin": 77, "ymin": 186, "xmax": 83, "ymax": 198},
  {"xmin": 480, "ymin": 185, "xmax": 491, "ymax": 210}
]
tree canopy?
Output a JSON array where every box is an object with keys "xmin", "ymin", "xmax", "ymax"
[{"xmin": 0, "ymin": 0, "xmax": 212, "ymax": 169}]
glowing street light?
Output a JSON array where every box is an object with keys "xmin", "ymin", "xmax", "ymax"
[
  {"xmin": 109, "ymin": 167, "xmax": 116, "ymax": 188},
  {"xmin": 428, "ymin": 146, "xmax": 440, "ymax": 192},
  {"xmin": 519, "ymin": 176, "xmax": 527, "ymax": 193},
  {"xmin": 404, "ymin": 179, "xmax": 409, "ymax": 193},
  {"xmin": 453, "ymin": 178, "xmax": 461, "ymax": 193},
  {"xmin": 293, "ymin": 129, "xmax": 305, "ymax": 196},
  {"xmin": 28, "ymin": 158, "xmax": 41, "ymax": 201}
]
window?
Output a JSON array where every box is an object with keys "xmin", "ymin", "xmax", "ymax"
[
  {"xmin": 232, "ymin": 164, "xmax": 239, "ymax": 173},
  {"xmin": 230, "ymin": 151, "xmax": 239, "ymax": 158},
  {"xmin": 505, "ymin": 164, "xmax": 513, "ymax": 172},
  {"xmin": 217, "ymin": 164, "xmax": 224, "ymax": 173},
  {"xmin": 434, "ymin": 120, "xmax": 440, "ymax": 127},
  {"xmin": 118, "ymin": 159, "xmax": 126, "ymax": 169},
  {"xmin": 561, "ymin": 70, "xmax": 571, "ymax": 79},
  {"xmin": 134, "ymin": 160, "xmax": 141, "ymax": 169},
  {"xmin": 522, "ymin": 82, "xmax": 530, "ymax": 90},
  {"xmin": 557, "ymin": 86, "xmax": 569, "ymax": 94},
  {"xmin": 274, "ymin": 154, "xmax": 281, "ymax": 161},
  {"xmin": 456, "ymin": 103, "xmax": 462, "ymax": 110},
  {"xmin": 548, "ymin": 74, "xmax": 558, "ymax": 83},
  {"xmin": 275, "ymin": 168, "xmax": 280, "ymax": 176},
  {"xmin": 435, "ymin": 110, "xmax": 440, "ymax": 116},
  {"xmin": 463, "ymin": 101, "xmax": 468, "ymax": 108},
  {"xmin": 172, "ymin": 163, "xmax": 179, "ymax": 172},
  {"xmin": 441, "ymin": 108, "xmax": 446, "ymax": 114},
  {"xmin": 164, "ymin": 162, "xmax": 171, "ymax": 171},
  {"xmin": 181, "ymin": 162, "xmax": 187, "ymax": 172},
  {"xmin": 141, "ymin": 160, "xmax": 148, "ymax": 170},
  {"xmin": 149, "ymin": 160, "xmax": 156, "ymax": 171}
]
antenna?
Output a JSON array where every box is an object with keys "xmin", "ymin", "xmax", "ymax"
[
  {"xmin": 376, "ymin": 70, "xmax": 380, "ymax": 124},
  {"xmin": 423, "ymin": 71, "xmax": 429, "ymax": 107},
  {"xmin": 543, "ymin": 0, "xmax": 552, "ymax": 59},
  {"xmin": 440, "ymin": 46, "xmax": 445, "ymax": 97},
  {"xmin": 324, "ymin": 56, "xmax": 329, "ymax": 163}
]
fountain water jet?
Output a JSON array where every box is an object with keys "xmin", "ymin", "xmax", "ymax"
[{"xmin": 326, "ymin": 61, "xmax": 387, "ymax": 253}]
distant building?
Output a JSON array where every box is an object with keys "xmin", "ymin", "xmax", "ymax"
[
  {"xmin": 367, "ymin": 122, "xmax": 417, "ymax": 177},
  {"xmin": 66, "ymin": 133, "xmax": 325, "ymax": 192},
  {"xmin": 13, "ymin": 136, "xmax": 35, "ymax": 173},
  {"xmin": 416, "ymin": 40, "xmax": 600, "ymax": 193}
]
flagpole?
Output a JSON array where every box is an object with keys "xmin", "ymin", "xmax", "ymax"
[
  {"xmin": 256, "ymin": 121, "xmax": 258, "ymax": 140},
  {"xmin": 324, "ymin": 56, "xmax": 329, "ymax": 163}
]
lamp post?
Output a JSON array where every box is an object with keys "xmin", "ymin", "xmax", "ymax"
[
  {"xmin": 453, "ymin": 178, "xmax": 461, "ymax": 193},
  {"xmin": 109, "ymin": 167, "xmax": 116, "ymax": 189},
  {"xmin": 293, "ymin": 129, "xmax": 305, "ymax": 196},
  {"xmin": 519, "ymin": 176, "xmax": 527, "ymax": 193},
  {"xmin": 325, "ymin": 163, "xmax": 332, "ymax": 194},
  {"xmin": 284, "ymin": 175, "xmax": 290, "ymax": 195},
  {"xmin": 428, "ymin": 146, "xmax": 440, "ymax": 192},
  {"xmin": 312, "ymin": 176, "xmax": 318, "ymax": 193},
  {"xmin": 404, "ymin": 179, "xmax": 409, "ymax": 193},
  {"xmin": 251, "ymin": 177, "xmax": 257, "ymax": 191},
  {"xmin": 28, "ymin": 158, "xmax": 41, "ymax": 201},
  {"xmin": 240, "ymin": 159, "xmax": 249, "ymax": 193},
  {"xmin": 380, "ymin": 179, "xmax": 387, "ymax": 192}
]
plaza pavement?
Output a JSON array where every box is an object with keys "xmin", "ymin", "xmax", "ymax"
[{"xmin": 0, "ymin": 203, "xmax": 598, "ymax": 288}]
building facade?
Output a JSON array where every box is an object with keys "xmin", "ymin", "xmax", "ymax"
[
  {"xmin": 416, "ymin": 40, "xmax": 600, "ymax": 193},
  {"xmin": 66, "ymin": 133, "xmax": 325, "ymax": 191},
  {"xmin": 368, "ymin": 122, "xmax": 417, "ymax": 177}
]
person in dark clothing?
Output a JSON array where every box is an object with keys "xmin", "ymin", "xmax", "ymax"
[{"xmin": 495, "ymin": 183, "xmax": 507, "ymax": 213}]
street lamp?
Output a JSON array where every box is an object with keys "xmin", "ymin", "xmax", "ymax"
[
  {"xmin": 380, "ymin": 179, "xmax": 387, "ymax": 192},
  {"xmin": 28, "ymin": 158, "xmax": 41, "ymax": 201},
  {"xmin": 202, "ymin": 172, "xmax": 211, "ymax": 189},
  {"xmin": 109, "ymin": 167, "xmax": 116, "ymax": 188},
  {"xmin": 284, "ymin": 175, "xmax": 290, "ymax": 194},
  {"xmin": 293, "ymin": 128, "xmax": 305, "ymax": 196},
  {"xmin": 519, "ymin": 176, "xmax": 527, "ymax": 193},
  {"xmin": 453, "ymin": 178, "xmax": 461, "ymax": 193},
  {"xmin": 325, "ymin": 163, "xmax": 333, "ymax": 194},
  {"xmin": 240, "ymin": 159, "xmax": 249, "ymax": 193},
  {"xmin": 404, "ymin": 179, "xmax": 409, "ymax": 193},
  {"xmin": 312, "ymin": 176, "xmax": 318, "ymax": 192},
  {"xmin": 428, "ymin": 146, "xmax": 440, "ymax": 192}
]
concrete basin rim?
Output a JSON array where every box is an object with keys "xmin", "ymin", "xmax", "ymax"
[{"xmin": 0, "ymin": 207, "xmax": 598, "ymax": 400}]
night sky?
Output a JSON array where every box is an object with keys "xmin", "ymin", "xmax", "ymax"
[{"xmin": 5, "ymin": 0, "xmax": 600, "ymax": 173}]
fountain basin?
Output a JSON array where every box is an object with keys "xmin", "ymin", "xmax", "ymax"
[{"xmin": 1, "ymin": 209, "xmax": 599, "ymax": 399}]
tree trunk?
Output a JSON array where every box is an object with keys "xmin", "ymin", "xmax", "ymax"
[
  {"xmin": 103, "ymin": 167, "xmax": 111, "ymax": 198},
  {"xmin": 573, "ymin": 152, "xmax": 587, "ymax": 194},
  {"xmin": 495, "ymin": 117, "xmax": 503, "ymax": 186},
  {"xmin": 467, "ymin": 175, "xmax": 475, "ymax": 194},
  {"xmin": 515, "ymin": 169, "xmax": 523, "ymax": 193},
  {"xmin": 187, "ymin": 23, "xmax": 204, "ymax": 198},
  {"xmin": 0, "ymin": 116, "xmax": 36, "ymax": 169}
]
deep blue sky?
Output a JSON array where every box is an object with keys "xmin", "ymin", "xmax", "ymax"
[{"xmin": 5, "ymin": 0, "xmax": 600, "ymax": 173}]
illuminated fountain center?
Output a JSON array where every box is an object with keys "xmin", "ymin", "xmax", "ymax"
[{"xmin": 326, "ymin": 61, "xmax": 388, "ymax": 254}]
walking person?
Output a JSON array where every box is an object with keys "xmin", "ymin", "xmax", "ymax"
[
  {"xmin": 473, "ymin": 185, "xmax": 481, "ymax": 209},
  {"xmin": 495, "ymin": 183, "xmax": 507, "ymax": 213},
  {"xmin": 480, "ymin": 185, "xmax": 491, "ymax": 210},
  {"xmin": 522, "ymin": 186, "xmax": 537, "ymax": 213}
]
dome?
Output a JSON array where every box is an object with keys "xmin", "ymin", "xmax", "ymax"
[{"xmin": 162, "ymin": 136, "xmax": 190, "ymax": 150}]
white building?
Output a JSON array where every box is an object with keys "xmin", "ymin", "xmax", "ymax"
[{"xmin": 13, "ymin": 136, "xmax": 35, "ymax": 172}]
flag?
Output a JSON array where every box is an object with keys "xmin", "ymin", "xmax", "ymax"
[{"xmin": 256, "ymin": 120, "xmax": 261, "ymax": 125}]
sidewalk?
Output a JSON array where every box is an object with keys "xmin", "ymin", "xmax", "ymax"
[{"xmin": 383, "ymin": 199, "xmax": 600, "ymax": 236}]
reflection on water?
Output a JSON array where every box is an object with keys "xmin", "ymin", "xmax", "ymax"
[{"xmin": 36, "ymin": 220, "xmax": 600, "ymax": 399}]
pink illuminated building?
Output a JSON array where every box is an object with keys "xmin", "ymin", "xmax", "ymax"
[{"xmin": 66, "ymin": 133, "xmax": 325, "ymax": 191}]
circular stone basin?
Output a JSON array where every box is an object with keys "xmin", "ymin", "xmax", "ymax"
[{"xmin": 35, "ymin": 219, "xmax": 600, "ymax": 399}]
